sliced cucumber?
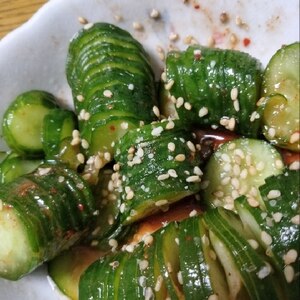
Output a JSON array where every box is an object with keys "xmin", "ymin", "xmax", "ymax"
[
  {"xmin": 0, "ymin": 152, "xmax": 42, "ymax": 184},
  {"xmin": 260, "ymin": 42, "xmax": 300, "ymax": 151},
  {"xmin": 161, "ymin": 45, "xmax": 263, "ymax": 137},
  {"xmin": 235, "ymin": 170, "xmax": 300, "ymax": 300},
  {"xmin": 42, "ymin": 108, "xmax": 77, "ymax": 159},
  {"xmin": 48, "ymin": 246, "xmax": 104, "ymax": 300},
  {"xmin": 201, "ymin": 138, "xmax": 284, "ymax": 211},
  {"xmin": 66, "ymin": 22, "xmax": 157, "ymax": 163},
  {"xmin": 0, "ymin": 162, "xmax": 96, "ymax": 280},
  {"xmin": 114, "ymin": 120, "xmax": 202, "ymax": 224},
  {"xmin": 1, "ymin": 90, "xmax": 58, "ymax": 157},
  {"xmin": 204, "ymin": 208, "xmax": 282, "ymax": 300}
]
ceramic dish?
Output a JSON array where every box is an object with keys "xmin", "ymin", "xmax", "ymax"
[{"xmin": 0, "ymin": 0, "xmax": 299, "ymax": 298}]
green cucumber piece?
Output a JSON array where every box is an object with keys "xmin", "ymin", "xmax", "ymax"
[
  {"xmin": 235, "ymin": 170, "xmax": 300, "ymax": 300},
  {"xmin": 179, "ymin": 216, "xmax": 215, "ymax": 299},
  {"xmin": 1, "ymin": 90, "xmax": 58, "ymax": 157},
  {"xmin": 0, "ymin": 162, "xmax": 96, "ymax": 280},
  {"xmin": 48, "ymin": 246, "xmax": 104, "ymax": 300},
  {"xmin": 0, "ymin": 152, "xmax": 42, "ymax": 184},
  {"xmin": 42, "ymin": 108, "xmax": 77, "ymax": 159},
  {"xmin": 161, "ymin": 45, "xmax": 263, "ymax": 137},
  {"xmin": 114, "ymin": 120, "xmax": 202, "ymax": 224},
  {"xmin": 156, "ymin": 222, "xmax": 183, "ymax": 299},
  {"xmin": 66, "ymin": 22, "xmax": 157, "ymax": 161},
  {"xmin": 260, "ymin": 42, "xmax": 299, "ymax": 151},
  {"xmin": 204, "ymin": 208, "xmax": 281, "ymax": 300},
  {"xmin": 201, "ymin": 138, "xmax": 284, "ymax": 211}
]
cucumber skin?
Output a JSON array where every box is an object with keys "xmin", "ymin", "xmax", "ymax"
[
  {"xmin": 0, "ymin": 162, "xmax": 96, "ymax": 280},
  {"xmin": 66, "ymin": 23, "xmax": 157, "ymax": 157},
  {"xmin": 163, "ymin": 45, "xmax": 263, "ymax": 137},
  {"xmin": 2, "ymin": 90, "xmax": 58, "ymax": 158}
]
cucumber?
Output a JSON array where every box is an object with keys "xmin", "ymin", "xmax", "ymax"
[
  {"xmin": 161, "ymin": 45, "xmax": 263, "ymax": 137},
  {"xmin": 1, "ymin": 90, "xmax": 58, "ymax": 158},
  {"xmin": 204, "ymin": 208, "xmax": 282, "ymax": 300},
  {"xmin": 0, "ymin": 162, "xmax": 96, "ymax": 280},
  {"xmin": 66, "ymin": 22, "xmax": 157, "ymax": 162},
  {"xmin": 235, "ymin": 170, "xmax": 300, "ymax": 300},
  {"xmin": 48, "ymin": 246, "xmax": 104, "ymax": 300},
  {"xmin": 0, "ymin": 151, "xmax": 42, "ymax": 184},
  {"xmin": 201, "ymin": 138, "xmax": 284, "ymax": 211},
  {"xmin": 42, "ymin": 108, "xmax": 77, "ymax": 160},
  {"xmin": 260, "ymin": 42, "xmax": 300, "ymax": 152},
  {"xmin": 114, "ymin": 120, "xmax": 202, "ymax": 224}
]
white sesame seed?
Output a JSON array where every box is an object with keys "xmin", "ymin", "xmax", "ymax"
[
  {"xmin": 128, "ymin": 83, "xmax": 134, "ymax": 90},
  {"xmin": 272, "ymin": 212, "xmax": 283, "ymax": 223},
  {"xmin": 143, "ymin": 234, "xmax": 154, "ymax": 246},
  {"xmin": 177, "ymin": 271, "xmax": 183, "ymax": 285},
  {"xmin": 189, "ymin": 209, "xmax": 198, "ymax": 217},
  {"xmin": 132, "ymin": 21, "xmax": 143, "ymax": 31},
  {"xmin": 176, "ymin": 97, "xmax": 184, "ymax": 108},
  {"xmin": 81, "ymin": 139, "xmax": 89, "ymax": 149},
  {"xmin": 152, "ymin": 106, "xmax": 160, "ymax": 118},
  {"xmin": 126, "ymin": 190, "xmax": 135, "ymax": 200},
  {"xmin": 267, "ymin": 190, "xmax": 281, "ymax": 199},
  {"xmin": 247, "ymin": 196, "xmax": 260, "ymax": 207},
  {"xmin": 168, "ymin": 169, "xmax": 178, "ymax": 178},
  {"xmin": 166, "ymin": 119, "xmax": 175, "ymax": 130},
  {"xmin": 248, "ymin": 239, "xmax": 259, "ymax": 249},
  {"xmin": 169, "ymin": 32, "xmax": 179, "ymax": 41},
  {"xmin": 289, "ymin": 132, "xmax": 300, "ymax": 144},
  {"xmin": 250, "ymin": 111, "xmax": 260, "ymax": 122},
  {"xmin": 168, "ymin": 142, "xmax": 176, "ymax": 152},
  {"xmin": 138, "ymin": 259, "xmax": 149, "ymax": 271},
  {"xmin": 193, "ymin": 166, "xmax": 203, "ymax": 176},
  {"xmin": 291, "ymin": 214, "xmax": 300, "ymax": 225},
  {"xmin": 150, "ymin": 8, "xmax": 160, "ymax": 19},
  {"xmin": 121, "ymin": 122, "xmax": 129, "ymax": 130},
  {"xmin": 208, "ymin": 294, "xmax": 219, "ymax": 300},
  {"xmin": 58, "ymin": 176, "xmax": 65, "ymax": 183},
  {"xmin": 161, "ymin": 71, "xmax": 167, "ymax": 82},
  {"xmin": 157, "ymin": 173, "xmax": 169, "ymax": 181},
  {"xmin": 230, "ymin": 87, "xmax": 238, "ymax": 100},
  {"xmin": 175, "ymin": 154, "xmax": 186, "ymax": 162},
  {"xmin": 184, "ymin": 102, "xmax": 192, "ymax": 110},
  {"xmin": 108, "ymin": 238, "xmax": 118, "ymax": 249},
  {"xmin": 227, "ymin": 117, "xmax": 236, "ymax": 131},
  {"xmin": 284, "ymin": 265, "xmax": 295, "ymax": 283},
  {"xmin": 76, "ymin": 153, "xmax": 85, "ymax": 164},
  {"xmin": 145, "ymin": 287, "xmax": 154, "ymax": 300},
  {"xmin": 187, "ymin": 141, "xmax": 196, "ymax": 152},
  {"xmin": 289, "ymin": 161, "xmax": 300, "ymax": 170},
  {"xmin": 261, "ymin": 231, "xmax": 272, "ymax": 246},
  {"xmin": 186, "ymin": 175, "xmax": 201, "ymax": 183},
  {"xmin": 78, "ymin": 16, "xmax": 88, "ymax": 24},
  {"xmin": 76, "ymin": 94, "xmax": 84, "ymax": 102},
  {"xmin": 103, "ymin": 89, "xmax": 113, "ymax": 98},
  {"xmin": 164, "ymin": 79, "xmax": 175, "ymax": 90},
  {"xmin": 125, "ymin": 244, "xmax": 135, "ymax": 252},
  {"xmin": 193, "ymin": 49, "xmax": 202, "ymax": 59},
  {"xmin": 37, "ymin": 167, "xmax": 51, "ymax": 176},
  {"xmin": 256, "ymin": 264, "xmax": 271, "ymax": 279},
  {"xmin": 199, "ymin": 107, "xmax": 209, "ymax": 117},
  {"xmin": 283, "ymin": 249, "xmax": 298, "ymax": 265},
  {"xmin": 233, "ymin": 100, "xmax": 240, "ymax": 112},
  {"xmin": 154, "ymin": 275, "xmax": 164, "ymax": 292}
]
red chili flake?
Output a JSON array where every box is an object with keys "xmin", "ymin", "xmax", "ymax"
[
  {"xmin": 78, "ymin": 203, "xmax": 84, "ymax": 211},
  {"xmin": 185, "ymin": 235, "xmax": 193, "ymax": 241},
  {"xmin": 110, "ymin": 125, "xmax": 116, "ymax": 131},
  {"xmin": 243, "ymin": 38, "xmax": 251, "ymax": 47},
  {"xmin": 194, "ymin": 4, "xmax": 200, "ymax": 9}
]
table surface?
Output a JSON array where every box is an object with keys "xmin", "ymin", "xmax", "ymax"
[{"xmin": 0, "ymin": 0, "xmax": 47, "ymax": 38}]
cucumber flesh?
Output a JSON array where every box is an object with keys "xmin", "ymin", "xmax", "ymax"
[
  {"xmin": 201, "ymin": 138, "xmax": 284, "ymax": 211},
  {"xmin": 48, "ymin": 246, "xmax": 104, "ymax": 300},
  {"xmin": 261, "ymin": 42, "xmax": 300, "ymax": 152},
  {"xmin": 1, "ymin": 90, "xmax": 58, "ymax": 157}
]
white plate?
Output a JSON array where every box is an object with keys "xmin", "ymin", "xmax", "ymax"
[{"xmin": 0, "ymin": 0, "xmax": 299, "ymax": 298}]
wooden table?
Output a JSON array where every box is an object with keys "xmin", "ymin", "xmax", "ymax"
[{"xmin": 0, "ymin": 0, "xmax": 47, "ymax": 38}]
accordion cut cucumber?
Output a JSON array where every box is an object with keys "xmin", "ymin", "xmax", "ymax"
[
  {"xmin": 114, "ymin": 120, "xmax": 202, "ymax": 224},
  {"xmin": 66, "ymin": 22, "xmax": 157, "ymax": 160},
  {"xmin": 1, "ymin": 90, "xmax": 58, "ymax": 158},
  {"xmin": 161, "ymin": 45, "xmax": 263, "ymax": 137},
  {"xmin": 235, "ymin": 170, "xmax": 300, "ymax": 300},
  {"xmin": 260, "ymin": 42, "xmax": 300, "ymax": 151},
  {"xmin": 201, "ymin": 138, "xmax": 284, "ymax": 211},
  {"xmin": 0, "ymin": 152, "xmax": 42, "ymax": 184},
  {"xmin": 0, "ymin": 162, "xmax": 96, "ymax": 280}
]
